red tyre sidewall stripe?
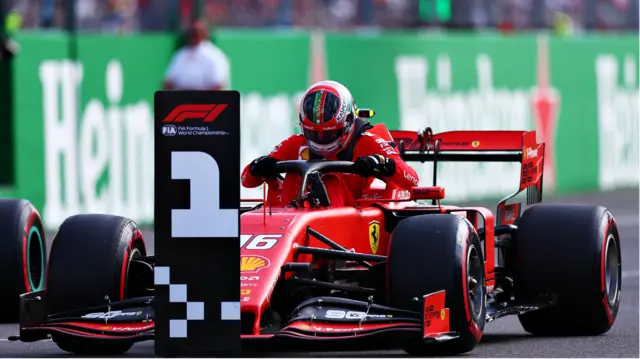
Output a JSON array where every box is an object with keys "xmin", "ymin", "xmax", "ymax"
[
  {"xmin": 119, "ymin": 250, "xmax": 129, "ymax": 301},
  {"xmin": 460, "ymin": 234, "xmax": 482, "ymax": 342},
  {"xmin": 600, "ymin": 217, "xmax": 614, "ymax": 326},
  {"xmin": 22, "ymin": 209, "xmax": 39, "ymax": 293},
  {"xmin": 120, "ymin": 229, "xmax": 144, "ymax": 301}
]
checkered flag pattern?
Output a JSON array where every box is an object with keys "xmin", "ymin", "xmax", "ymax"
[{"xmin": 155, "ymin": 266, "xmax": 240, "ymax": 338}]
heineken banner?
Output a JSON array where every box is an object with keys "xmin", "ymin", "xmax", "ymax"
[{"xmin": 2, "ymin": 31, "xmax": 637, "ymax": 229}]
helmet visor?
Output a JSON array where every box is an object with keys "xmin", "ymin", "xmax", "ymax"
[
  {"xmin": 302, "ymin": 90, "xmax": 341, "ymax": 125},
  {"xmin": 302, "ymin": 127, "xmax": 346, "ymax": 145}
]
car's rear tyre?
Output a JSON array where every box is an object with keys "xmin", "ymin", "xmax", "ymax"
[
  {"xmin": 46, "ymin": 214, "xmax": 145, "ymax": 355},
  {"xmin": 0, "ymin": 198, "xmax": 47, "ymax": 322},
  {"xmin": 513, "ymin": 204, "xmax": 621, "ymax": 335},
  {"xmin": 387, "ymin": 214, "xmax": 485, "ymax": 356}
]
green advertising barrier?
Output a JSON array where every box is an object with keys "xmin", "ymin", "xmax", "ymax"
[
  {"xmin": 324, "ymin": 33, "xmax": 638, "ymax": 201},
  {"xmin": 6, "ymin": 33, "xmax": 174, "ymax": 228},
  {"xmin": 3, "ymin": 31, "xmax": 638, "ymax": 229}
]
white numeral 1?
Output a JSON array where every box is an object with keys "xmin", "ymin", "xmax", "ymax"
[{"xmin": 171, "ymin": 151, "xmax": 239, "ymax": 238}]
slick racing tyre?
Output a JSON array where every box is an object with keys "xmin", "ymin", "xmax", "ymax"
[
  {"xmin": 47, "ymin": 214, "xmax": 146, "ymax": 355},
  {"xmin": 387, "ymin": 214, "xmax": 486, "ymax": 356},
  {"xmin": 513, "ymin": 204, "xmax": 621, "ymax": 335},
  {"xmin": 0, "ymin": 198, "xmax": 47, "ymax": 322}
]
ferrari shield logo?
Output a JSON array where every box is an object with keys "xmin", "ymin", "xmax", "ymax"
[
  {"xmin": 368, "ymin": 221, "xmax": 380, "ymax": 254},
  {"xmin": 472, "ymin": 141, "xmax": 480, "ymax": 148}
]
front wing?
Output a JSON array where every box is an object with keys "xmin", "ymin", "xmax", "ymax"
[{"xmin": 10, "ymin": 290, "xmax": 456, "ymax": 351}]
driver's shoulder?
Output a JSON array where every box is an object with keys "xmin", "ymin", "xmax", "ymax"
[
  {"xmin": 282, "ymin": 133, "xmax": 306, "ymax": 145},
  {"xmin": 358, "ymin": 131, "xmax": 386, "ymax": 144}
]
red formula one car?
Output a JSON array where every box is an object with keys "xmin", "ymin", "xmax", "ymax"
[{"xmin": 10, "ymin": 125, "xmax": 622, "ymax": 356}]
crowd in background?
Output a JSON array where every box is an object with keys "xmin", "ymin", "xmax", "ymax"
[{"xmin": 3, "ymin": 0, "xmax": 639, "ymax": 33}]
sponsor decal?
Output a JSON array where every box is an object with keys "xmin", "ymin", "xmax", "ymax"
[
  {"xmin": 270, "ymin": 143, "xmax": 283, "ymax": 154},
  {"xmin": 240, "ymin": 289, "xmax": 251, "ymax": 295},
  {"xmin": 325, "ymin": 310, "xmax": 392, "ymax": 320},
  {"xmin": 299, "ymin": 146, "xmax": 310, "ymax": 160},
  {"xmin": 101, "ymin": 324, "xmax": 154, "ymax": 331},
  {"xmin": 361, "ymin": 193, "xmax": 383, "ymax": 200},
  {"xmin": 403, "ymin": 170, "xmax": 419, "ymax": 186},
  {"xmin": 596, "ymin": 54, "xmax": 638, "ymax": 190},
  {"xmin": 82, "ymin": 310, "xmax": 142, "ymax": 319},
  {"xmin": 310, "ymin": 326, "xmax": 363, "ymax": 332},
  {"xmin": 240, "ymin": 276, "xmax": 260, "ymax": 281},
  {"xmin": 241, "ymin": 234, "xmax": 283, "ymax": 250},
  {"xmin": 241, "ymin": 255, "xmax": 270, "ymax": 273},
  {"xmin": 375, "ymin": 137, "xmax": 396, "ymax": 155},
  {"xmin": 472, "ymin": 141, "xmax": 480, "ymax": 148},
  {"xmin": 397, "ymin": 190, "xmax": 411, "ymax": 200},
  {"xmin": 368, "ymin": 221, "xmax": 381, "ymax": 255},
  {"xmin": 524, "ymin": 147, "xmax": 538, "ymax": 160}
]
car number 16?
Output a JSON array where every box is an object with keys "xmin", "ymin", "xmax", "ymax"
[{"xmin": 240, "ymin": 234, "xmax": 283, "ymax": 250}]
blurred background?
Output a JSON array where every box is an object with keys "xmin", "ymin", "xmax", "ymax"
[
  {"xmin": 0, "ymin": 0, "xmax": 637, "ymax": 229},
  {"xmin": 2, "ymin": 0, "xmax": 639, "ymax": 32}
]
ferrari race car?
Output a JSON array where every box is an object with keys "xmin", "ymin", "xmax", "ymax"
[{"xmin": 9, "ymin": 125, "xmax": 622, "ymax": 356}]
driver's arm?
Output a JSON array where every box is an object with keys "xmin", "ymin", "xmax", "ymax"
[
  {"xmin": 355, "ymin": 133, "xmax": 420, "ymax": 189},
  {"xmin": 241, "ymin": 135, "xmax": 303, "ymax": 188}
]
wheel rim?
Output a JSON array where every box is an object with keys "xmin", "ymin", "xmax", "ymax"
[
  {"xmin": 27, "ymin": 226, "xmax": 45, "ymax": 291},
  {"xmin": 604, "ymin": 234, "xmax": 620, "ymax": 306},
  {"xmin": 467, "ymin": 245, "xmax": 484, "ymax": 321},
  {"xmin": 125, "ymin": 248, "xmax": 142, "ymax": 298}
]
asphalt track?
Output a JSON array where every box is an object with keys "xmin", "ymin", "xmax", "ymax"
[{"xmin": 0, "ymin": 189, "xmax": 637, "ymax": 357}]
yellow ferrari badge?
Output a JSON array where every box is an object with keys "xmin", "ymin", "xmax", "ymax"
[{"xmin": 369, "ymin": 221, "xmax": 380, "ymax": 254}]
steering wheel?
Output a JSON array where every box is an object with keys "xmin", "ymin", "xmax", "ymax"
[{"xmin": 269, "ymin": 160, "xmax": 383, "ymax": 208}]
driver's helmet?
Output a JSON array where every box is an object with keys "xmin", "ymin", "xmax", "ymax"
[{"xmin": 299, "ymin": 80, "xmax": 357, "ymax": 158}]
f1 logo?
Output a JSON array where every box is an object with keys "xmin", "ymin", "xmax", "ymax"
[{"xmin": 162, "ymin": 104, "xmax": 228, "ymax": 123}]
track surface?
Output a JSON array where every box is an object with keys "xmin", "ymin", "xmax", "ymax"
[{"xmin": 0, "ymin": 189, "xmax": 638, "ymax": 357}]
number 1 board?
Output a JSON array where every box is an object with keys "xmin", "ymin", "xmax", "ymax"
[{"xmin": 153, "ymin": 91, "xmax": 241, "ymax": 356}]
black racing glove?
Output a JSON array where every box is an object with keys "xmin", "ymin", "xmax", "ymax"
[
  {"xmin": 249, "ymin": 156, "xmax": 278, "ymax": 177},
  {"xmin": 353, "ymin": 155, "xmax": 396, "ymax": 177}
]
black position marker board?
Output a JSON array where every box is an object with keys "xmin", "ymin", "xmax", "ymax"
[{"xmin": 154, "ymin": 91, "xmax": 241, "ymax": 356}]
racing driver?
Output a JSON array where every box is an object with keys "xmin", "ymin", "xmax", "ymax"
[{"xmin": 241, "ymin": 80, "xmax": 420, "ymax": 207}]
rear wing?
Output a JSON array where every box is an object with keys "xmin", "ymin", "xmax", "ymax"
[
  {"xmin": 389, "ymin": 128, "xmax": 541, "ymax": 163},
  {"xmin": 389, "ymin": 127, "xmax": 545, "ymax": 206}
]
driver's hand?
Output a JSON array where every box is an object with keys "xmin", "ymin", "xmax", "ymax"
[
  {"xmin": 249, "ymin": 156, "xmax": 278, "ymax": 177},
  {"xmin": 354, "ymin": 155, "xmax": 395, "ymax": 177}
]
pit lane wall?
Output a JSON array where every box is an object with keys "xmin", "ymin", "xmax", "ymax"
[{"xmin": 1, "ymin": 31, "xmax": 637, "ymax": 229}]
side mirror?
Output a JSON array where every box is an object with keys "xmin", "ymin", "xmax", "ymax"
[{"xmin": 355, "ymin": 108, "xmax": 375, "ymax": 118}]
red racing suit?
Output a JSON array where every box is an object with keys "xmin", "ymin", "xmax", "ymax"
[{"xmin": 241, "ymin": 130, "xmax": 420, "ymax": 206}]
